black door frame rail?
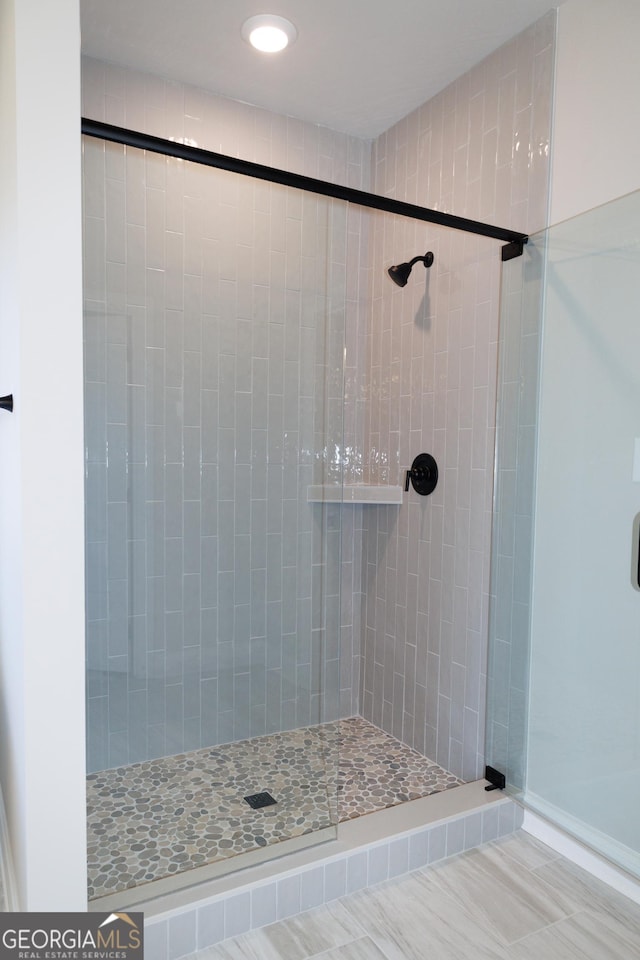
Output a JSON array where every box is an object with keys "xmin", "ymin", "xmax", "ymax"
[{"xmin": 81, "ymin": 118, "xmax": 527, "ymax": 261}]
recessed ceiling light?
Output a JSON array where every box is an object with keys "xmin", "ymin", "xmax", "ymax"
[{"xmin": 241, "ymin": 14, "xmax": 297, "ymax": 53}]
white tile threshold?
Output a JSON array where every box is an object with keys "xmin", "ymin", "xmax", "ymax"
[{"xmin": 139, "ymin": 781, "xmax": 522, "ymax": 960}]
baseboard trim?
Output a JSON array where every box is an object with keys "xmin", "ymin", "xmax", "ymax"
[{"xmin": 522, "ymin": 809, "xmax": 640, "ymax": 905}]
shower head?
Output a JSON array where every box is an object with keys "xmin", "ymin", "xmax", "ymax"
[{"xmin": 388, "ymin": 251, "xmax": 434, "ymax": 287}]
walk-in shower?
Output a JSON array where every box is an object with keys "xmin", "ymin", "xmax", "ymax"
[{"xmin": 82, "ymin": 108, "xmax": 528, "ymax": 906}]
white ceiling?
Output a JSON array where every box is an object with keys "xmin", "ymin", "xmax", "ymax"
[{"xmin": 80, "ymin": 0, "xmax": 562, "ymax": 140}]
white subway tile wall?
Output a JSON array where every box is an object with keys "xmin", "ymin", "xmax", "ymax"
[
  {"xmin": 359, "ymin": 12, "xmax": 555, "ymax": 781},
  {"xmin": 82, "ymin": 8, "xmax": 554, "ymax": 779},
  {"xmin": 82, "ymin": 59, "xmax": 370, "ymax": 770}
]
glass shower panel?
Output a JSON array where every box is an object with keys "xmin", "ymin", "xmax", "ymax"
[
  {"xmin": 485, "ymin": 240, "xmax": 545, "ymax": 792},
  {"xmin": 487, "ymin": 188, "xmax": 640, "ymax": 879},
  {"xmin": 83, "ymin": 135, "xmax": 344, "ymax": 898}
]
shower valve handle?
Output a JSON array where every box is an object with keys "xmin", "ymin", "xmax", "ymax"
[{"xmin": 405, "ymin": 453, "xmax": 438, "ymax": 496}]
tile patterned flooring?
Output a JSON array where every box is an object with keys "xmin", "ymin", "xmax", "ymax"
[
  {"xmin": 186, "ymin": 832, "xmax": 640, "ymax": 960},
  {"xmin": 87, "ymin": 717, "xmax": 461, "ymax": 900}
]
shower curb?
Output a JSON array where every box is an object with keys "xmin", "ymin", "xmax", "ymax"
[{"xmin": 139, "ymin": 784, "xmax": 522, "ymax": 958}]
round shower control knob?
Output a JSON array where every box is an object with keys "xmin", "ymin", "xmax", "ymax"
[{"xmin": 405, "ymin": 453, "xmax": 438, "ymax": 496}]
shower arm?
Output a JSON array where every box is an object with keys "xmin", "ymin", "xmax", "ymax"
[{"xmin": 406, "ymin": 255, "xmax": 430, "ymax": 269}]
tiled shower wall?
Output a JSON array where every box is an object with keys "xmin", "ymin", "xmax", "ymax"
[
  {"xmin": 82, "ymin": 59, "xmax": 369, "ymax": 770},
  {"xmin": 360, "ymin": 13, "xmax": 555, "ymax": 781},
  {"xmin": 82, "ymin": 9, "xmax": 555, "ymax": 778}
]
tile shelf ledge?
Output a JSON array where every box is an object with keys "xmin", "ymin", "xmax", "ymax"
[{"xmin": 307, "ymin": 484, "xmax": 403, "ymax": 505}]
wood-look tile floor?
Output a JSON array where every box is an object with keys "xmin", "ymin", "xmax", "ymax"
[{"xmin": 187, "ymin": 832, "xmax": 640, "ymax": 960}]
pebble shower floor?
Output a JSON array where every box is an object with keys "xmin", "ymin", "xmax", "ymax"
[{"xmin": 86, "ymin": 717, "xmax": 462, "ymax": 900}]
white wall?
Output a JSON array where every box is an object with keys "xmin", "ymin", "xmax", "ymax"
[
  {"xmin": 528, "ymin": 192, "xmax": 640, "ymax": 869},
  {"xmin": 550, "ymin": 0, "xmax": 640, "ymax": 224},
  {"xmin": 524, "ymin": 0, "xmax": 640, "ymax": 874},
  {"xmin": 0, "ymin": 0, "xmax": 87, "ymax": 909}
]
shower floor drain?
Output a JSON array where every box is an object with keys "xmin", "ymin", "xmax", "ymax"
[{"xmin": 244, "ymin": 791, "xmax": 277, "ymax": 809}]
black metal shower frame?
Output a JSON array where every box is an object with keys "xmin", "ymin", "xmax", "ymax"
[{"xmin": 82, "ymin": 118, "xmax": 527, "ymax": 261}]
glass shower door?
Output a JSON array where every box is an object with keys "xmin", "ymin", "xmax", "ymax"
[
  {"xmin": 487, "ymin": 188, "xmax": 640, "ymax": 878},
  {"xmin": 83, "ymin": 135, "xmax": 345, "ymax": 902}
]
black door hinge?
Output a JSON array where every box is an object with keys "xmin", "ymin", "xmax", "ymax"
[{"xmin": 484, "ymin": 765, "xmax": 506, "ymax": 792}]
